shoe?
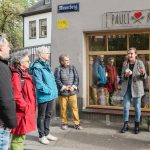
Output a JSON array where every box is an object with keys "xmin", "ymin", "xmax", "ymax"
[
  {"xmin": 39, "ymin": 136, "xmax": 50, "ymax": 145},
  {"xmin": 134, "ymin": 121, "xmax": 140, "ymax": 134},
  {"xmin": 46, "ymin": 134, "xmax": 58, "ymax": 141},
  {"xmin": 61, "ymin": 124, "xmax": 68, "ymax": 130},
  {"xmin": 74, "ymin": 124, "xmax": 83, "ymax": 130},
  {"xmin": 121, "ymin": 121, "xmax": 129, "ymax": 133}
]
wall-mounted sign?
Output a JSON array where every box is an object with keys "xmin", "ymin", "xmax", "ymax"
[
  {"xmin": 58, "ymin": 3, "xmax": 79, "ymax": 13},
  {"xmin": 105, "ymin": 9, "xmax": 150, "ymax": 28},
  {"xmin": 57, "ymin": 20, "xmax": 68, "ymax": 29}
]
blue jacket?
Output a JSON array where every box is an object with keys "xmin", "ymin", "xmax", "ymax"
[
  {"xmin": 30, "ymin": 59, "xmax": 58, "ymax": 104},
  {"xmin": 93, "ymin": 61, "xmax": 107, "ymax": 86}
]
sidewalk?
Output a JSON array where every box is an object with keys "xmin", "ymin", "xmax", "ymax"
[{"xmin": 25, "ymin": 118, "xmax": 150, "ymax": 150}]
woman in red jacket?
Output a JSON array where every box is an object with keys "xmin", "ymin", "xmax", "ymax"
[
  {"xmin": 106, "ymin": 57, "xmax": 118, "ymax": 106},
  {"xmin": 10, "ymin": 52, "xmax": 36, "ymax": 150}
]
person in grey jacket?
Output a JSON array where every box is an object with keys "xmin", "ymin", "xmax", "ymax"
[
  {"xmin": 55, "ymin": 54, "xmax": 83, "ymax": 130},
  {"xmin": 121, "ymin": 47, "xmax": 147, "ymax": 134}
]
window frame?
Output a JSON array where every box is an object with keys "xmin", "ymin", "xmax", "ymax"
[
  {"xmin": 45, "ymin": 0, "xmax": 51, "ymax": 5},
  {"xmin": 86, "ymin": 30, "xmax": 150, "ymax": 112}
]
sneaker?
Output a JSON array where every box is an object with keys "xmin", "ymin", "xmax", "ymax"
[
  {"xmin": 46, "ymin": 134, "xmax": 58, "ymax": 141},
  {"xmin": 39, "ymin": 136, "xmax": 50, "ymax": 145},
  {"xmin": 74, "ymin": 124, "xmax": 83, "ymax": 130},
  {"xmin": 61, "ymin": 124, "xmax": 68, "ymax": 130}
]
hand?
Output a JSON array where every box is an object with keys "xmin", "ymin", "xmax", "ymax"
[
  {"xmin": 124, "ymin": 71, "xmax": 132, "ymax": 77},
  {"xmin": 69, "ymin": 86, "xmax": 75, "ymax": 92},
  {"xmin": 139, "ymin": 68, "xmax": 145, "ymax": 75},
  {"xmin": 64, "ymin": 86, "xmax": 70, "ymax": 91}
]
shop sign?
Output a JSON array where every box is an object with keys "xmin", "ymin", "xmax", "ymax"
[
  {"xmin": 57, "ymin": 20, "xmax": 68, "ymax": 29},
  {"xmin": 57, "ymin": 3, "xmax": 79, "ymax": 13},
  {"xmin": 105, "ymin": 10, "xmax": 150, "ymax": 28}
]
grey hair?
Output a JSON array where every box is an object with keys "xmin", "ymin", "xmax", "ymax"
[
  {"xmin": 11, "ymin": 51, "xmax": 29, "ymax": 68},
  {"xmin": 37, "ymin": 46, "xmax": 50, "ymax": 57},
  {"xmin": 128, "ymin": 47, "xmax": 137, "ymax": 53},
  {"xmin": 0, "ymin": 34, "xmax": 8, "ymax": 47},
  {"xmin": 59, "ymin": 54, "xmax": 69, "ymax": 64}
]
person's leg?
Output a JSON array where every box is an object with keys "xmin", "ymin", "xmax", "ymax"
[
  {"xmin": 59, "ymin": 96, "xmax": 68, "ymax": 125},
  {"xmin": 68, "ymin": 94, "xmax": 80, "ymax": 125},
  {"xmin": 37, "ymin": 102, "xmax": 47, "ymax": 138},
  {"xmin": 10, "ymin": 134, "xmax": 26, "ymax": 150},
  {"xmin": 44, "ymin": 100, "xmax": 54, "ymax": 136},
  {"xmin": 121, "ymin": 87, "xmax": 132, "ymax": 133},
  {"xmin": 133, "ymin": 97, "xmax": 141, "ymax": 134},
  {"xmin": 0, "ymin": 128, "xmax": 10, "ymax": 150}
]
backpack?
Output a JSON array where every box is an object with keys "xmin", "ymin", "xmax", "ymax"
[{"xmin": 11, "ymin": 68, "xmax": 25, "ymax": 89}]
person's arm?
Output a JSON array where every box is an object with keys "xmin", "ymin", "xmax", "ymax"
[
  {"xmin": 72, "ymin": 66, "xmax": 79, "ymax": 89},
  {"xmin": 54, "ymin": 67, "xmax": 64, "ymax": 90},
  {"xmin": 33, "ymin": 68, "xmax": 51, "ymax": 94},
  {"xmin": 11, "ymin": 73, "xmax": 27, "ymax": 112},
  {"xmin": 0, "ymin": 66, "xmax": 17, "ymax": 128}
]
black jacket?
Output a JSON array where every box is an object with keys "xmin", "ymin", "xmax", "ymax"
[{"xmin": 0, "ymin": 59, "xmax": 17, "ymax": 128}]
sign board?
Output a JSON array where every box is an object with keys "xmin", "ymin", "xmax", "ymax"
[
  {"xmin": 58, "ymin": 3, "xmax": 79, "ymax": 13},
  {"xmin": 105, "ymin": 9, "xmax": 150, "ymax": 28},
  {"xmin": 57, "ymin": 20, "xmax": 68, "ymax": 29}
]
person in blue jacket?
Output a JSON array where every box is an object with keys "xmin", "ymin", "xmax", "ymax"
[{"xmin": 30, "ymin": 46, "xmax": 58, "ymax": 145}]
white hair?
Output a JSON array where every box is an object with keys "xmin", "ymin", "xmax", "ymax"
[
  {"xmin": 0, "ymin": 34, "xmax": 8, "ymax": 47},
  {"xmin": 37, "ymin": 46, "xmax": 50, "ymax": 56}
]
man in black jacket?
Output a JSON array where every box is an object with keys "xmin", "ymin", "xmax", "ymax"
[
  {"xmin": 0, "ymin": 34, "xmax": 17, "ymax": 150},
  {"xmin": 55, "ymin": 54, "xmax": 83, "ymax": 130}
]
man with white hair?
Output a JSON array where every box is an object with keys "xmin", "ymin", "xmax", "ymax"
[
  {"xmin": 0, "ymin": 34, "xmax": 17, "ymax": 149},
  {"xmin": 30, "ymin": 46, "xmax": 58, "ymax": 145}
]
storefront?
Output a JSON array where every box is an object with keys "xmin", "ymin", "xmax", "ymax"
[{"xmin": 52, "ymin": 0, "xmax": 150, "ymax": 115}]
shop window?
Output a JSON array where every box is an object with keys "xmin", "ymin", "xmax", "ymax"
[
  {"xmin": 39, "ymin": 19, "xmax": 47, "ymax": 38},
  {"xmin": 89, "ymin": 54, "xmax": 149, "ymax": 109},
  {"xmin": 88, "ymin": 35, "xmax": 107, "ymax": 51},
  {"xmin": 108, "ymin": 34, "xmax": 127, "ymax": 51},
  {"xmin": 129, "ymin": 34, "xmax": 149, "ymax": 50},
  {"xmin": 29, "ymin": 20, "xmax": 36, "ymax": 39}
]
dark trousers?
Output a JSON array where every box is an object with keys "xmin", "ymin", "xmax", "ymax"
[{"xmin": 37, "ymin": 100, "xmax": 54, "ymax": 138}]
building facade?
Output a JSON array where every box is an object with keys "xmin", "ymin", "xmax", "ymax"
[
  {"xmin": 21, "ymin": 0, "xmax": 52, "ymax": 47},
  {"xmin": 51, "ymin": 0, "xmax": 150, "ymax": 115}
]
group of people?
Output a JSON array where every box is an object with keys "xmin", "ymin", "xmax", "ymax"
[
  {"xmin": 93, "ymin": 55, "xmax": 118, "ymax": 106},
  {"xmin": 0, "ymin": 35, "xmax": 82, "ymax": 150},
  {"xmin": 93, "ymin": 48, "xmax": 147, "ymax": 134},
  {"xmin": 0, "ymin": 34, "xmax": 148, "ymax": 150}
]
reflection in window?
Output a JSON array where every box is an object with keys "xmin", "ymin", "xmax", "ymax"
[
  {"xmin": 39, "ymin": 19, "xmax": 47, "ymax": 38},
  {"xmin": 29, "ymin": 20, "xmax": 36, "ymax": 39},
  {"xmin": 129, "ymin": 34, "xmax": 149, "ymax": 50},
  {"xmin": 89, "ymin": 54, "xmax": 149, "ymax": 109},
  {"xmin": 108, "ymin": 34, "xmax": 127, "ymax": 51},
  {"xmin": 89, "ymin": 36, "xmax": 106, "ymax": 51}
]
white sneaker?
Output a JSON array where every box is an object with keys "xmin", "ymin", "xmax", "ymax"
[
  {"xmin": 39, "ymin": 136, "xmax": 50, "ymax": 145},
  {"xmin": 46, "ymin": 134, "xmax": 58, "ymax": 141}
]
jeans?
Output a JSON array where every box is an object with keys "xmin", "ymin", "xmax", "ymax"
[
  {"xmin": 0, "ymin": 128, "xmax": 10, "ymax": 150},
  {"xmin": 37, "ymin": 100, "xmax": 54, "ymax": 138},
  {"xmin": 123, "ymin": 79, "xmax": 141, "ymax": 122}
]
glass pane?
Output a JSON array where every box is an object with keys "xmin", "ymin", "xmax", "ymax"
[
  {"xmin": 88, "ymin": 54, "xmax": 150, "ymax": 109},
  {"xmin": 108, "ymin": 34, "xmax": 127, "ymax": 51},
  {"xmin": 129, "ymin": 34, "xmax": 149, "ymax": 50},
  {"xmin": 88, "ymin": 35, "xmax": 106, "ymax": 51}
]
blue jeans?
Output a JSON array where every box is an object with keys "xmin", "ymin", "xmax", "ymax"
[
  {"xmin": 0, "ymin": 128, "xmax": 10, "ymax": 150},
  {"xmin": 123, "ymin": 79, "xmax": 141, "ymax": 122}
]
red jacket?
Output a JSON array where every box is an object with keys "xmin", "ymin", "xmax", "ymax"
[
  {"xmin": 11, "ymin": 67, "xmax": 36, "ymax": 134},
  {"xmin": 106, "ymin": 65, "xmax": 118, "ymax": 93}
]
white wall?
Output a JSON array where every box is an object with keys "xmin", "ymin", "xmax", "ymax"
[
  {"xmin": 51, "ymin": 0, "xmax": 150, "ymax": 107},
  {"xmin": 24, "ymin": 12, "xmax": 52, "ymax": 47}
]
